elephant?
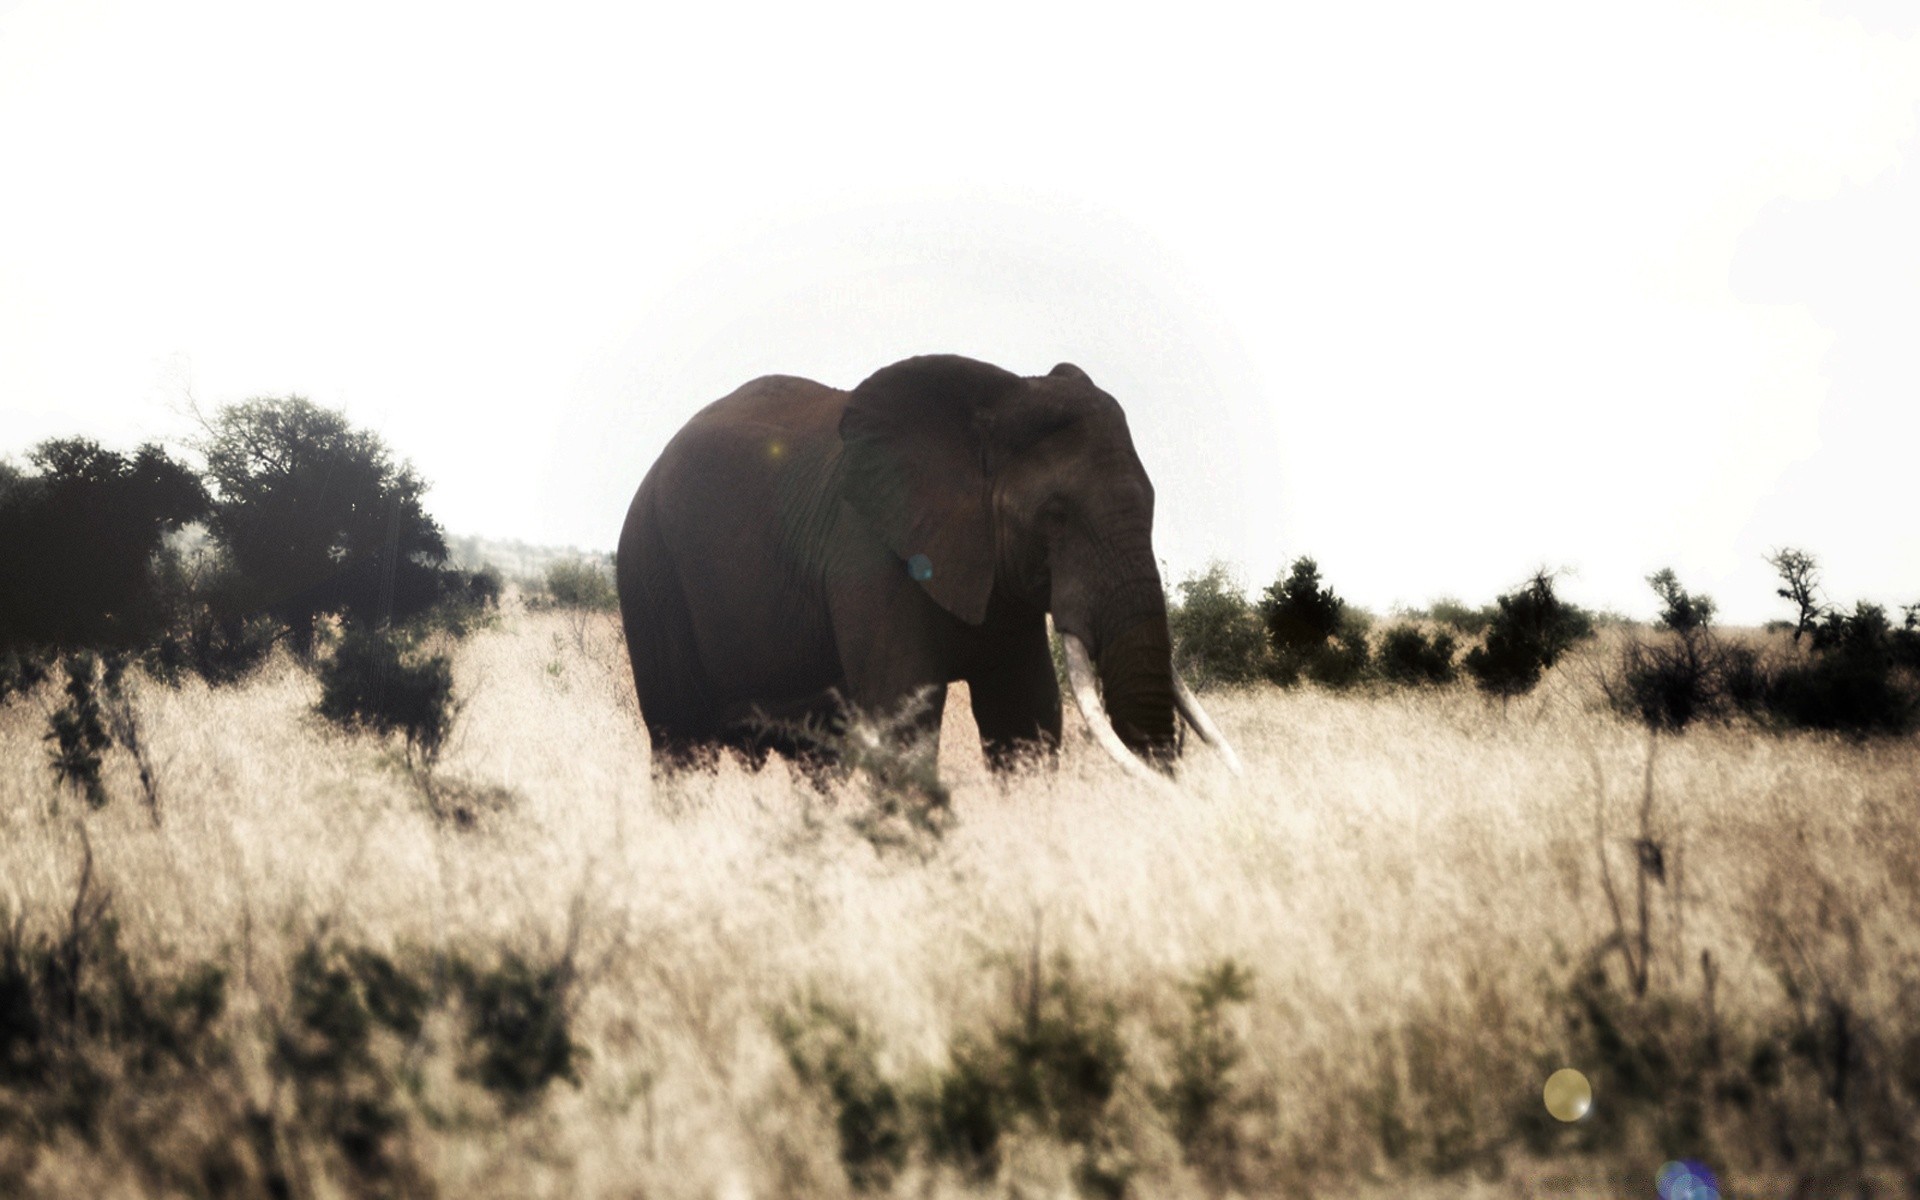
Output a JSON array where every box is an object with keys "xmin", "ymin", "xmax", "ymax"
[{"xmin": 615, "ymin": 354, "xmax": 1242, "ymax": 782}]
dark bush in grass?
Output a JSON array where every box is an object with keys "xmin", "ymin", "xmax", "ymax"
[
  {"xmin": 0, "ymin": 858, "xmax": 231, "ymax": 1193},
  {"xmin": 1153, "ymin": 960, "xmax": 1258, "ymax": 1186},
  {"xmin": 44, "ymin": 653, "xmax": 114, "ymax": 807},
  {"xmin": 1464, "ymin": 571, "xmax": 1593, "ymax": 701},
  {"xmin": 1375, "ymin": 625, "xmax": 1459, "ymax": 686},
  {"xmin": 316, "ymin": 628, "xmax": 456, "ymax": 764},
  {"xmin": 0, "ymin": 648, "xmax": 48, "ymax": 704},
  {"xmin": 1260, "ymin": 558, "xmax": 1372, "ymax": 689},
  {"xmin": 447, "ymin": 949, "xmax": 583, "ymax": 1111},
  {"xmin": 774, "ymin": 999, "xmax": 909, "ymax": 1191},
  {"xmin": 1167, "ymin": 562, "xmax": 1268, "ymax": 687},
  {"xmin": 1768, "ymin": 602, "xmax": 1920, "ymax": 736},
  {"xmin": 1603, "ymin": 570, "xmax": 1726, "ymax": 732},
  {"xmin": 925, "ymin": 955, "xmax": 1131, "ymax": 1195},
  {"xmin": 1306, "ymin": 624, "xmax": 1373, "ymax": 689}
]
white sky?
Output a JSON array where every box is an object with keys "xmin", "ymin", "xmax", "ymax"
[{"xmin": 2, "ymin": 0, "xmax": 1916, "ymax": 624}]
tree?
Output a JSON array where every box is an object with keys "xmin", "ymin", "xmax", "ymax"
[
  {"xmin": 1167, "ymin": 562, "xmax": 1267, "ymax": 687},
  {"xmin": 0, "ymin": 439, "xmax": 208, "ymax": 655},
  {"xmin": 1765, "ymin": 548, "xmax": 1824, "ymax": 645},
  {"xmin": 199, "ymin": 398, "xmax": 452, "ymax": 653}
]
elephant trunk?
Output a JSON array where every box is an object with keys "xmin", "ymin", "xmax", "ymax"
[{"xmin": 1096, "ymin": 614, "xmax": 1178, "ymax": 767}]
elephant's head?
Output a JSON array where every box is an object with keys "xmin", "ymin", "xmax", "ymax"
[{"xmin": 839, "ymin": 355, "xmax": 1239, "ymax": 779}]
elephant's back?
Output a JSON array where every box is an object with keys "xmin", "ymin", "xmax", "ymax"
[{"xmin": 632, "ymin": 373, "xmax": 846, "ymax": 523}]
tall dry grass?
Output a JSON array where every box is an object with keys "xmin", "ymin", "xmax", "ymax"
[{"xmin": 0, "ymin": 604, "xmax": 1915, "ymax": 1197}]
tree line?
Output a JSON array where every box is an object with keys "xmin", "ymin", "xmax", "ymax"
[
  {"xmin": 2, "ymin": 398, "xmax": 500, "ymax": 809},
  {"xmin": 1167, "ymin": 553, "xmax": 1920, "ymax": 737}
]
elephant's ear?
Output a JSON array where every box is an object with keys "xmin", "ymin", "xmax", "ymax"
[{"xmin": 839, "ymin": 355, "xmax": 1017, "ymax": 625}]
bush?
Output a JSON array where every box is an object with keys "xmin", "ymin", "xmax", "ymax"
[
  {"xmin": 1260, "ymin": 558, "xmax": 1370, "ymax": 688},
  {"xmin": 1167, "ymin": 562, "xmax": 1267, "ymax": 687},
  {"xmin": 1464, "ymin": 571, "xmax": 1593, "ymax": 701},
  {"xmin": 0, "ymin": 648, "xmax": 47, "ymax": 705},
  {"xmin": 1426, "ymin": 597, "xmax": 1495, "ymax": 637},
  {"xmin": 44, "ymin": 653, "xmax": 115, "ymax": 807},
  {"xmin": 1375, "ymin": 625, "xmax": 1459, "ymax": 686},
  {"xmin": 539, "ymin": 557, "xmax": 619, "ymax": 611},
  {"xmin": 1767, "ymin": 602, "xmax": 1919, "ymax": 736},
  {"xmin": 1152, "ymin": 960, "xmax": 1257, "ymax": 1185},
  {"xmin": 315, "ymin": 628, "xmax": 457, "ymax": 764},
  {"xmin": 925, "ymin": 954, "xmax": 1131, "ymax": 1194},
  {"xmin": 1603, "ymin": 571, "xmax": 1725, "ymax": 732},
  {"xmin": 774, "ymin": 999, "xmax": 909, "ymax": 1192}
]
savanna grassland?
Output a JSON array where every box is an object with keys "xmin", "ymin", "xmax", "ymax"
[{"xmin": 2, "ymin": 601, "xmax": 1917, "ymax": 1199}]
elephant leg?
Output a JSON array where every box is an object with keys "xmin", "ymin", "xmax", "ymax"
[{"xmin": 966, "ymin": 618, "xmax": 1063, "ymax": 771}]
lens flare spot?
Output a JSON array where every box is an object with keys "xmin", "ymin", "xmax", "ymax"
[
  {"xmin": 1657, "ymin": 1160, "xmax": 1719, "ymax": 1200},
  {"xmin": 1543, "ymin": 1068, "xmax": 1591, "ymax": 1122},
  {"xmin": 767, "ymin": 440, "xmax": 784, "ymax": 459},
  {"xmin": 908, "ymin": 554, "xmax": 933, "ymax": 582}
]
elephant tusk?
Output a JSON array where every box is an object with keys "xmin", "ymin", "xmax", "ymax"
[
  {"xmin": 1060, "ymin": 633, "xmax": 1173, "ymax": 790},
  {"xmin": 1172, "ymin": 673, "xmax": 1246, "ymax": 777}
]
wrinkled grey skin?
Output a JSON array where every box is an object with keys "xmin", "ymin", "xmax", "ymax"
[{"xmin": 616, "ymin": 354, "xmax": 1176, "ymax": 772}]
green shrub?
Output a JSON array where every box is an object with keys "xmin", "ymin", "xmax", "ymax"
[
  {"xmin": 0, "ymin": 865, "xmax": 230, "ymax": 1189},
  {"xmin": 1375, "ymin": 626, "xmax": 1459, "ymax": 686},
  {"xmin": 1768, "ymin": 602, "xmax": 1919, "ymax": 736},
  {"xmin": 540, "ymin": 557, "xmax": 618, "ymax": 611},
  {"xmin": 44, "ymin": 653, "xmax": 115, "ymax": 807},
  {"xmin": 1260, "ymin": 558, "xmax": 1371, "ymax": 689},
  {"xmin": 1153, "ymin": 960, "xmax": 1257, "ymax": 1184},
  {"xmin": 925, "ymin": 954, "xmax": 1130, "ymax": 1194},
  {"xmin": 1603, "ymin": 571, "xmax": 1725, "ymax": 732},
  {"xmin": 1426, "ymin": 597, "xmax": 1495, "ymax": 637},
  {"xmin": 1168, "ymin": 562, "xmax": 1268, "ymax": 687},
  {"xmin": 774, "ymin": 999, "xmax": 908, "ymax": 1191},
  {"xmin": 316, "ymin": 628, "xmax": 457, "ymax": 764},
  {"xmin": 1464, "ymin": 571, "xmax": 1593, "ymax": 701},
  {"xmin": 447, "ymin": 949, "xmax": 583, "ymax": 1111}
]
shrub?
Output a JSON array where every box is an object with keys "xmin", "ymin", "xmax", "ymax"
[
  {"xmin": 315, "ymin": 628, "xmax": 457, "ymax": 764},
  {"xmin": 0, "ymin": 648, "xmax": 47, "ymax": 705},
  {"xmin": 1375, "ymin": 625, "xmax": 1459, "ymax": 686},
  {"xmin": 1767, "ymin": 602, "xmax": 1919, "ymax": 736},
  {"xmin": 1153, "ymin": 960, "xmax": 1257, "ymax": 1184},
  {"xmin": 1426, "ymin": 597, "xmax": 1495, "ymax": 637},
  {"xmin": 1167, "ymin": 562, "xmax": 1267, "ymax": 687},
  {"xmin": 1464, "ymin": 571, "xmax": 1593, "ymax": 701},
  {"xmin": 1260, "ymin": 558, "xmax": 1370, "ymax": 688},
  {"xmin": 44, "ymin": 653, "xmax": 114, "ymax": 807},
  {"xmin": 925, "ymin": 954, "xmax": 1130, "ymax": 1193},
  {"xmin": 0, "ymin": 860, "xmax": 231, "ymax": 1192},
  {"xmin": 540, "ymin": 557, "xmax": 619, "ymax": 611},
  {"xmin": 1603, "ymin": 571, "xmax": 1725, "ymax": 732},
  {"xmin": 774, "ymin": 999, "xmax": 908, "ymax": 1191},
  {"xmin": 446, "ymin": 950, "xmax": 583, "ymax": 1110}
]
